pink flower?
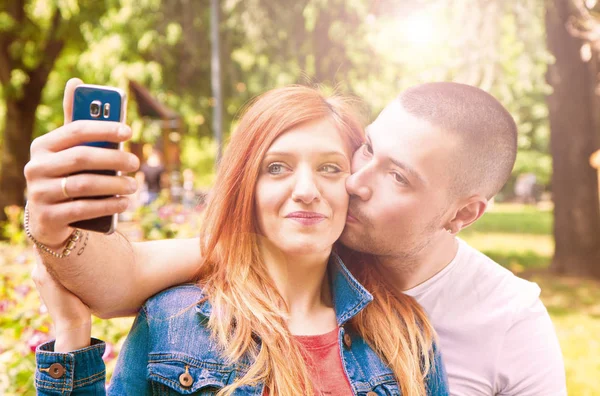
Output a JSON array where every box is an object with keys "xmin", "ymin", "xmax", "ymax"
[
  {"xmin": 158, "ymin": 205, "xmax": 174, "ymax": 219},
  {"xmin": 0, "ymin": 300, "xmax": 9, "ymax": 313},
  {"xmin": 102, "ymin": 342, "xmax": 116, "ymax": 362},
  {"xmin": 14, "ymin": 284, "xmax": 31, "ymax": 298},
  {"xmin": 28, "ymin": 330, "xmax": 50, "ymax": 353}
]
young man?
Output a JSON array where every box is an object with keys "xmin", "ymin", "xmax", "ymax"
[{"xmin": 25, "ymin": 79, "xmax": 566, "ymax": 395}]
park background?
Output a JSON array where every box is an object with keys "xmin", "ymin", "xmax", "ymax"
[{"xmin": 1, "ymin": 0, "xmax": 600, "ymax": 394}]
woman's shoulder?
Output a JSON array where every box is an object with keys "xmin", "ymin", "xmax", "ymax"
[{"xmin": 142, "ymin": 283, "xmax": 206, "ymax": 320}]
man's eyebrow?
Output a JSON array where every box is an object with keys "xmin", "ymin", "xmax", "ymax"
[
  {"xmin": 365, "ymin": 127, "xmax": 372, "ymax": 143},
  {"xmin": 366, "ymin": 132, "xmax": 425, "ymax": 186},
  {"xmin": 388, "ymin": 157, "xmax": 425, "ymax": 186}
]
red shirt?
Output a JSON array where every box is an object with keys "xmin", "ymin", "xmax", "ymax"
[{"xmin": 264, "ymin": 328, "xmax": 354, "ymax": 395}]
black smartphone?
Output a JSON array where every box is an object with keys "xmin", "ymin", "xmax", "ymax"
[{"xmin": 69, "ymin": 84, "xmax": 127, "ymax": 234}]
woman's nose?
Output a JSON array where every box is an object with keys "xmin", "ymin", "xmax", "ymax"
[{"xmin": 291, "ymin": 169, "xmax": 320, "ymax": 204}]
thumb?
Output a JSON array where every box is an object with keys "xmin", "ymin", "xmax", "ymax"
[{"xmin": 63, "ymin": 78, "xmax": 84, "ymax": 124}]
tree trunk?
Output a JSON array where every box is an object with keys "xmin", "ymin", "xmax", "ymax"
[
  {"xmin": 545, "ymin": 0, "xmax": 600, "ymax": 278},
  {"xmin": 210, "ymin": 0, "xmax": 223, "ymax": 165},
  {"xmin": 0, "ymin": 97, "xmax": 37, "ymax": 221}
]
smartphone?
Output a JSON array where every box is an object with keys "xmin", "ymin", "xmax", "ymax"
[{"xmin": 69, "ymin": 84, "xmax": 128, "ymax": 234}]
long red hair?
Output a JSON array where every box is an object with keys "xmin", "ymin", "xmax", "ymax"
[{"xmin": 195, "ymin": 86, "xmax": 434, "ymax": 396}]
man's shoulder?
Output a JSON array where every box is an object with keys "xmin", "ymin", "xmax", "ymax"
[
  {"xmin": 453, "ymin": 238, "xmax": 541, "ymax": 312},
  {"xmin": 142, "ymin": 283, "xmax": 205, "ymax": 320}
]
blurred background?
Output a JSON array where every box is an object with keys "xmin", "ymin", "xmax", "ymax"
[{"xmin": 0, "ymin": 0, "xmax": 599, "ymax": 394}]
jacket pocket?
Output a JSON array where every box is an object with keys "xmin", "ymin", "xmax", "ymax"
[
  {"xmin": 357, "ymin": 377, "xmax": 401, "ymax": 396},
  {"xmin": 148, "ymin": 354, "xmax": 233, "ymax": 395}
]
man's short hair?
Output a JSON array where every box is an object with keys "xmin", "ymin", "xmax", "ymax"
[{"xmin": 398, "ymin": 82, "xmax": 518, "ymax": 199}]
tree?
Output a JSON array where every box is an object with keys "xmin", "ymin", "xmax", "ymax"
[
  {"xmin": 545, "ymin": 0, "xmax": 600, "ymax": 278},
  {"xmin": 0, "ymin": 1, "xmax": 107, "ymax": 220}
]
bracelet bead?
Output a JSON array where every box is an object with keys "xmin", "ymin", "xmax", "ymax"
[{"xmin": 23, "ymin": 202, "xmax": 87, "ymax": 258}]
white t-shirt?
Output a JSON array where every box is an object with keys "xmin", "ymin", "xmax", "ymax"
[{"xmin": 405, "ymin": 238, "xmax": 566, "ymax": 396}]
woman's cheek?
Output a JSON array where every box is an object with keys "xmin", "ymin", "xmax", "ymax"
[{"xmin": 331, "ymin": 178, "xmax": 350, "ymax": 217}]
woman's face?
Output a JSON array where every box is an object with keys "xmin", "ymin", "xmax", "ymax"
[{"xmin": 254, "ymin": 118, "xmax": 352, "ymax": 257}]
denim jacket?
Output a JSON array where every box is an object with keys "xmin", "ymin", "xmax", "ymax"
[{"xmin": 35, "ymin": 254, "xmax": 449, "ymax": 395}]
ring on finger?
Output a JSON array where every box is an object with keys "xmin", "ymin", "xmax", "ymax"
[{"xmin": 61, "ymin": 176, "xmax": 71, "ymax": 199}]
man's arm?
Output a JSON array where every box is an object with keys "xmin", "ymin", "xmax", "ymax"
[
  {"xmin": 38, "ymin": 234, "xmax": 201, "ymax": 318},
  {"xmin": 25, "ymin": 78, "xmax": 200, "ymax": 317}
]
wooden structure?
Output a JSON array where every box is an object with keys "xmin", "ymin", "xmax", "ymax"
[
  {"xmin": 127, "ymin": 81, "xmax": 183, "ymax": 172},
  {"xmin": 592, "ymin": 149, "xmax": 600, "ymax": 208}
]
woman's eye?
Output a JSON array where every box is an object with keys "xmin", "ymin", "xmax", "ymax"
[
  {"xmin": 267, "ymin": 163, "xmax": 287, "ymax": 175},
  {"xmin": 320, "ymin": 164, "xmax": 342, "ymax": 173}
]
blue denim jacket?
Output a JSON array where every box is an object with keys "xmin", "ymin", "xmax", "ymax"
[{"xmin": 35, "ymin": 254, "xmax": 449, "ymax": 395}]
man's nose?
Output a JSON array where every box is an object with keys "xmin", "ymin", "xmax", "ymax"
[
  {"xmin": 346, "ymin": 164, "xmax": 372, "ymax": 201},
  {"xmin": 291, "ymin": 169, "xmax": 320, "ymax": 204}
]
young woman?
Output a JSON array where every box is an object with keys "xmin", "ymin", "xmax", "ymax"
[{"xmin": 34, "ymin": 86, "xmax": 448, "ymax": 395}]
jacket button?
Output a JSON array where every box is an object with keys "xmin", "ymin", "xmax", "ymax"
[
  {"xmin": 48, "ymin": 363, "xmax": 66, "ymax": 379},
  {"xmin": 179, "ymin": 372, "xmax": 194, "ymax": 388},
  {"xmin": 343, "ymin": 333, "xmax": 352, "ymax": 348},
  {"xmin": 366, "ymin": 392, "xmax": 377, "ymax": 396}
]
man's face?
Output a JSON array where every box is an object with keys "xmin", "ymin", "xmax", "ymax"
[{"xmin": 340, "ymin": 100, "xmax": 459, "ymax": 260}]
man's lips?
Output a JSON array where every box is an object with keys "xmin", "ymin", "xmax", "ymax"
[
  {"xmin": 346, "ymin": 211, "xmax": 359, "ymax": 223},
  {"xmin": 285, "ymin": 211, "xmax": 326, "ymax": 225}
]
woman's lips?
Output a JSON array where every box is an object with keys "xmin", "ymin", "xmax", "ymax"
[{"xmin": 286, "ymin": 211, "xmax": 326, "ymax": 226}]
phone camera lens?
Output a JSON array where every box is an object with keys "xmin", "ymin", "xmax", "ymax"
[{"xmin": 90, "ymin": 100, "xmax": 102, "ymax": 118}]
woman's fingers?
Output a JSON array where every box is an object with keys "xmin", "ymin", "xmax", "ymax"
[
  {"xmin": 27, "ymin": 174, "xmax": 137, "ymax": 203},
  {"xmin": 30, "ymin": 120, "xmax": 131, "ymax": 155},
  {"xmin": 34, "ymin": 197, "xmax": 131, "ymax": 228},
  {"xmin": 63, "ymin": 78, "xmax": 84, "ymax": 124},
  {"xmin": 26, "ymin": 145, "xmax": 139, "ymax": 179}
]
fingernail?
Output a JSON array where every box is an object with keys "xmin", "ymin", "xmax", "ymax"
[
  {"xmin": 118, "ymin": 125, "xmax": 131, "ymax": 138},
  {"xmin": 119, "ymin": 197, "xmax": 130, "ymax": 210},
  {"xmin": 129, "ymin": 155, "xmax": 139, "ymax": 168},
  {"xmin": 129, "ymin": 178, "xmax": 138, "ymax": 192}
]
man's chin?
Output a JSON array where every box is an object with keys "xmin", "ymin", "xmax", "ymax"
[{"xmin": 339, "ymin": 227, "xmax": 368, "ymax": 252}]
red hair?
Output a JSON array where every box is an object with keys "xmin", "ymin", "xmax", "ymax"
[{"xmin": 195, "ymin": 86, "xmax": 434, "ymax": 396}]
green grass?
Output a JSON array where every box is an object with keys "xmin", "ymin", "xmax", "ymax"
[
  {"xmin": 463, "ymin": 203, "xmax": 553, "ymax": 235},
  {"xmin": 462, "ymin": 203, "xmax": 600, "ymax": 395}
]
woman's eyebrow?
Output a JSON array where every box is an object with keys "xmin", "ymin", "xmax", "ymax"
[{"xmin": 264, "ymin": 150, "xmax": 347, "ymax": 158}]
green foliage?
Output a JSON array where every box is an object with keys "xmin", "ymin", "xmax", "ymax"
[
  {"xmin": 0, "ymin": 1, "xmax": 108, "ymax": 97},
  {"xmin": 180, "ymin": 135, "xmax": 217, "ymax": 187},
  {"xmin": 2, "ymin": 0, "xmax": 558, "ymax": 195},
  {"xmin": 1, "ymin": 205, "xmax": 26, "ymax": 246},
  {"xmin": 513, "ymin": 149, "xmax": 552, "ymax": 186}
]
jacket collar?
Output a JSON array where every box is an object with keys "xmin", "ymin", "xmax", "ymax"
[{"xmin": 196, "ymin": 252, "xmax": 373, "ymax": 326}]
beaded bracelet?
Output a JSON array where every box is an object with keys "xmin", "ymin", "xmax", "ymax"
[{"xmin": 23, "ymin": 202, "xmax": 86, "ymax": 258}]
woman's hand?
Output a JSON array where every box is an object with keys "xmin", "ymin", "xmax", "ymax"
[
  {"xmin": 32, "ymin": 252, "xmax": 92, "ymax": 352},
  {"xmin": 24, "ymin": 78, "xmax": 138, "ymax": 248}
]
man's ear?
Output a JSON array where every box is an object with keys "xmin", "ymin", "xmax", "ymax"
[{"xmin": 446, "ymin": 195, "xmax": 488, "ymax": 234}]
